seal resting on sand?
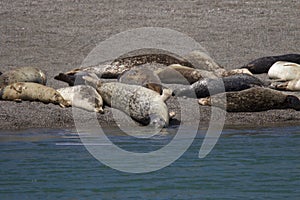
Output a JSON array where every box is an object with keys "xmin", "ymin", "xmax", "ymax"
[
  {"xmin": 155, "ymin": 64, "xmax": 203, "ymax": 84},
  {"xmin": 55, "ymin": 51, "xmax": 194, "ymax": 85},
  {"xmin": 0, "ymin": 67, "xmax": 47, "ymax": 89},
  {"xmin": 83, "ymin": 75, "xmax": 172, "ymax": 128},
  {"xmin": 57, "ymin": 85, "xmax": 104, "ymax": 113},
  {"xmin": 0, "ymin": 82, "xmax": 70, "ymax": 107},
  {"xmin": 268, "ymin": 61, "xmax": 300, "ymax": 81},
  {"xmin": 118, "ymin": 66, "xmax": 163, "ymax": 94},
  {"xmin": 270, "ymin": 79, "xmax": 300, "ymax": 91},
  {"xmin": 173, "ymin": 74, "xmax": 264, "ymax": 98},
  {"xmin": 241, "ymin": 53, "xmax": 300, "ymax": 74},
  {"xmin": 184, "ymin": 50, "xmax": 223, "ymax": 71},
  {"xmin": 198, "ymin": 87, "xmax": 300, "ymax": 112}
]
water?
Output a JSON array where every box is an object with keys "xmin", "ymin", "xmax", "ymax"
[{"xmin": 0, "ymin": 126, "xmax": 300, "ymax": 199}]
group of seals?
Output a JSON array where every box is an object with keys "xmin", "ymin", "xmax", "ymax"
[{"xmin": 2, "ymin": 51, "xmax": 300, "ymax": 127}]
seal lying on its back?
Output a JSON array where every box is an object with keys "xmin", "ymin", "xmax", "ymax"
[
  {"xmin": 270, "ymin": 79, "xmax": 300, "ymax": 91},
  {"xmin": 0, "ymin": 67, "xmax": 47, "ymax": 89},
  {"xmin": 268, "ymin": 61, "xmax": 300, "ymax": 81},
  {"xmin": 173, "ymin": 74, "xmax": 264, "ymax": 98},
  {"xmin": 57, "ymin": 85, "xmax": 104, "ymax": 113},
  {"xmin": 241, "ymin": 54, "xmax": 300, "ymax": 74},
  {"xmin": 0, "ymin": 82, "xmax": 70, "ymax": 107},
  {"xmin": 83, "ymin": 75, "xmax": 172, "ymax": 127},
  {"xmin": 198, "ymin": 87, "xmax": 300, "ymax": 112}
]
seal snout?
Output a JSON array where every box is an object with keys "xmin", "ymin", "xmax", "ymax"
[{"xmin": 149, "ymin": 114, "xmax": 167, "ymax": 128}]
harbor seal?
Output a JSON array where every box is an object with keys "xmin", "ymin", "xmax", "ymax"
[
  {"xmin": 241, "ymin": 53, "xmax": 300, "ymax": 74},
  {"xmin": 55, "ymin": 50, "xmax": 194, "ymax": 85},
  {"xmin": 173, "ymin": 74, "xmax": 264, "ymax": 98},
  {"xmin": 83, "ymin": 75, "xmax": 171, "ymax": 127},
  {"xmin": 184, "ymin": 50, "xmax": 223, "ymax": 71},
  {"xmin": 214, "ymin": 68, "xmax": 253, "ymax": 77},
  {"xmin": 270, "ymin": 79, "xmax": 300, "ymax": 91},
  {"xmin": 118, "ymin": 65, "xmax": 163, "ymax": 94},
  {"xmin": 57, "ymin": 85, "xmax": 104, "ymax": 113},
  {"xmin": 198, "ymin": 87, "xmax": 300, "ymax": 112},
  {"xmin": 0, "ymin": 82, "xmax": 70, "ymax": 107},
  {"xmin": 268, "ymin": 61, "xmax": 300, "ymax": 81},
  {"xmin": 0, "ymin": 67, "xmax": 47, "ymax": 89},
  {"xmin": 155, "ymin": 64, "xmax": 203, "ymax": 84}
]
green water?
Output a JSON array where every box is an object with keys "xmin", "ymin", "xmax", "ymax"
[{"xmin": 0, "ymin": 126, "xmax": 300, "ymax": 199}]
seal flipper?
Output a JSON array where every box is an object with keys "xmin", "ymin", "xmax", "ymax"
[{"xmin": 161, "ymin": 88, "xmax": 173, "ymax": 102}]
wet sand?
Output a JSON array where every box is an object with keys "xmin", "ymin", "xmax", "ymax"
[{"xmin": 0, "ymin": 0, "xmax": 300, "ymax": 130}]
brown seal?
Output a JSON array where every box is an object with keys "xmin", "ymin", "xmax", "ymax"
[
  {"xmin": 198, "ymin": 87, "xmax": 300, "ymax": 112},
  {"xmin": 155, "ymin": 64, "xmax": 203, "ymax": 84},
  {"xmin": 0, "ymin": 82, "xmax": 70, "ymax": 107}
]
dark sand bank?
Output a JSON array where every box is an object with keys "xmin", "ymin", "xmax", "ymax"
[{"xmin": 0, "ymin": 0, "xmax": 300, "ymax": 130}]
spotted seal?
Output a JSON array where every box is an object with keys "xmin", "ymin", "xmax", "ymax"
[
  {"xmin": 57, "ymin": 85, "xmax": 104, "ymax": 113},
  {"xmin": 55, "ymin": 50, "xmax": 194, "ymax": 85},
  {"xmin": 0, "ymin": 82, "xmax": 70, "ymax": 107},
  {"xmin": 0, "ymin": 67, "xmax": 47, "ymax": 89},
  {"xmin": 173, "ymin": 74, "xmax": 264, "ymax": 98},
  {"xmin": 241, "ymin": 54, "xmax": 300, "ymax": 74},
  {"xmin": 83, "ymin": 75, "xmax": 172, "ymax": 127},
  {"xmin": 268, "ymin": 61, "xmax": 300, "ymax": 81},
  {"xmin": 198, "ymin": 87, "xmax": 300, "ymax": 112}
]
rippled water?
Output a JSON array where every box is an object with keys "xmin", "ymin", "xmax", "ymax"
[{"xmin": 0, "ymin": 126, "xmax": 300, "ymax": 199}]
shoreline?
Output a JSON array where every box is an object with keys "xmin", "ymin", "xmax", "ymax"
[{"xmin": 1, "ymin": 96, "xmax": 300, "ymax": 131}]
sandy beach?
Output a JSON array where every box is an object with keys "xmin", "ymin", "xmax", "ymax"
[{"xmin": 0, "ymin": 0, "xmax": 300, "ymax": 130}]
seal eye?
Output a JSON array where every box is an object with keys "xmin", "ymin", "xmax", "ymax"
[{"xmin": 148, "ymin": 114, "xmax": 166, "ymax": 128}]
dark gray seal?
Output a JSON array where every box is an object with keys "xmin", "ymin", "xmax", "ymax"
[
  {"xmin": 83, "ymin": 75, "xmax": 172, "ymax": 127},
  {"xmin": 173, "ymin": 74, "xmax": 264, "ymax": 98},
  {"xmin": 198, "ymin": 87, "xmax": 300, "ymax": 112},
  {"xmin": 0, "ymin": 82, "xmax": 70, "ymax": 107},
  {"xmin": 241, "ymin": 54, "xmax": 300, "ymax": 74},
  {"xmin": 0, "ymin": 67, "xmax": 47, "ymax": 89}
]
